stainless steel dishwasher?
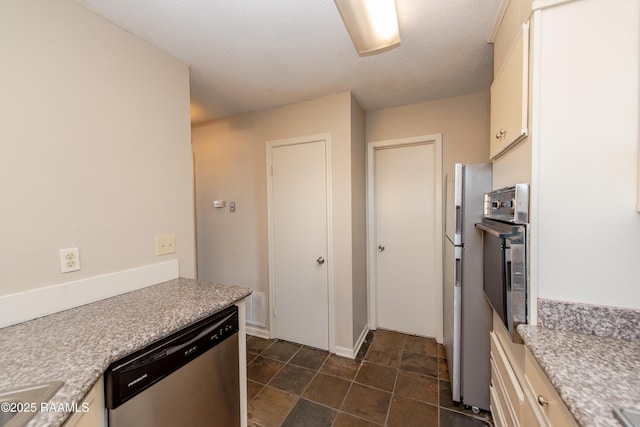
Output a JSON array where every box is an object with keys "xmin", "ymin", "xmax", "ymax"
[{"xmin": 105, "ymin": 305, "xmax": 240, "ymax": 427}]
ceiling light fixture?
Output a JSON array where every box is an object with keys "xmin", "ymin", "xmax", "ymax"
[{"xmin": 334, "ymin": 0, "xmax": 401, "ymax": 56}]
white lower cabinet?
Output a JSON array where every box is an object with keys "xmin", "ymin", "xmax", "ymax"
[
  {"xmin": 522, "ymin": 348, "xmax": 577, "ymax": 427},
  {"xmin": 489, "ymin": 327, "xmax": 578, "ymax": 427},
  {"xmin": 490, "ymin": 383, "xmax": 508, "ymax": 427},
  {"xmin": 490, "ymin": 331, "xmax": 523, "ymax": 427},
  {"xmin": 63, "ymin": 377, "xmax": 105, "ymax": 427}
]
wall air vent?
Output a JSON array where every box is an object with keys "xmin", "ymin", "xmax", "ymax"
[{"xmin": 246, "ymin": 291, "xmax": 267, "ymax": 328}]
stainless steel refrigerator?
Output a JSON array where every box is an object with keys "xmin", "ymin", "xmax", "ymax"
[{"xmin": 443, "ymin": 162, "xmax": 492, "ymax": 411}]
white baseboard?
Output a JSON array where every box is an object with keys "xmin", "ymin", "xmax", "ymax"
[
  {"xmin": 244, "ymin": 325, "xmax": 371, "ymax": 359},
  {"xmin": 0, "ymin": 260, "xmax": 179, "ymax": 328},
  {"xmin": 246, "ymin": 325, "xmax": 271, "ymax": 340},
  {"xmin": 354, "ymin": 324, "xmax": 370, "ymax": 356},
  {"xmin": 335, "ymin": 325, "xmax": 370, "ymax": 359},
  {"xmin": 333, "ymin": 346, "xmax": 354, "ymax": 358}
]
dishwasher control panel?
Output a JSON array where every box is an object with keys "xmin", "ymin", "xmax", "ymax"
[{"xmin": 105, "ymin": 305, "xmax": 239, "ymax": 408}]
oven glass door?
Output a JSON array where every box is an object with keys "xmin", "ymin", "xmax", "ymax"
[
  {"xmin": 482, "ymin": 231, "xmax": 507, "ymax": 328},
  {"xmin": 477, "ymin": 218, "xmax": 527, "ymax": 341}
]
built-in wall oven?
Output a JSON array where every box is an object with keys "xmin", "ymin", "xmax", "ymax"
[{"xmin": 475, "ymin": 184, "xmax": 529, "ymax": 342}]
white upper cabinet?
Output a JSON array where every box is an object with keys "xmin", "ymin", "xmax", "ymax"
[{"xmin": 490, "ymin": 22, "xmax": 529, "ymax": 159}]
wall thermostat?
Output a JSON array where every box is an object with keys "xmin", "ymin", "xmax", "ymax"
[{"xmin": 213, "ymin": 200, "xmax": 226, "ymax": 208}]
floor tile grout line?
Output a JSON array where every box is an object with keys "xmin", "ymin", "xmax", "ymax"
[
  {"xmin": 246, "ymin": 334, "xmax": 492, "ymax": 426},
  {"xmin": 333, "ymin": 371, "xmax": 358, "ymax": 423},
  {"xmin": 382, "ymin": 348, "xmax": 401, "ymax": 427},
  {"xmin": 290, "ymin": 350, "xmax": 329, "ymax": 407},
  {"xmin": 261, "ymin": 340, "xmax": 306, "ymax": 424},
  {"xmin": 331, "ymin": 337, "xmax": 378, "ymax": 425},
  {"xmin": 437, "ymin": 346, "xmax": 441, "ymax": 427},
  {"xmin": 255, "ymin": 341, "xmax": 337, "ymax": 426},
  {"xmin": 283, "ymin": 343, "xmax": 381, "ymax": 426},
  {"xmin": 250, "ymin": 340, "xmax": 306, "ymax": 389},
  {"xmin": 304, "ymin": 351, "xmax": 369, "ymax": 426},
  {"xmin": 374, "ymin": 332, "xmax": 442, "ymax": 426},
  {"xmin": 261, "ymin": 339, "xmax": 304, "ymax": 364},
  {"xmin": 246, "ymin": 338, "xmax": 299, "ymax": 425},
  {"xmin": 246, "ymin": 381, "xmax": 265, "ymax": 405},
  {"xmin": 254, "ymin": 345, "xmax": 347, "ymax": 409},
  {"xmin": 246, "ymin": 337, "xmax": 274, "ymax": 407}
]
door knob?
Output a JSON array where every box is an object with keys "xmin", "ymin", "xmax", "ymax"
[
  {"xmin": 378, "ymin": 244, "xmax": 385, "ymax": 252},
  {"xmin": 316, "ymin": 257, "xmax": 325, "ymax": 264}
]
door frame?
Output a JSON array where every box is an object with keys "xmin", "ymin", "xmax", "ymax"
[
  {"xmin": 366, "ymin": 134, "xmax": 443, "ymax": 338},
  {"xmin": 265, "ymin": 133, "xmax": 335, "ymax": 352}
]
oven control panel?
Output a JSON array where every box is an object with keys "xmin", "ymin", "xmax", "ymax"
[{"xmin": 483, "ymin": 184, "xmax": 529, "ymax": 224}]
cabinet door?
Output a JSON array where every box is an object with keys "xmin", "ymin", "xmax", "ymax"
[
  {"xmin": 521, "ymin": 397, "xmax": 545, "ymax": 427},
  {"xmin": 63, "ymin": 377, "xmax": 105, "ymax": 427},
  {"xmin": 490, "ymin": 384, "xmax": 510, "ymax": 427},
  {"xmin": 490, "ymin": 331, "xmax": 524, "ymax": 424},
  {"xmin": 490, "ymin": 22, "xmax": 529, "ymax": 159},
  {"xmin": 523, "ymin": 348, "xmax": 578, "ymax": 427}
]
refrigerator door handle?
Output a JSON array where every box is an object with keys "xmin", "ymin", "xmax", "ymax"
[
  {"xmin": 454, "ymin": 246, "xmax": 462, "ymax": 288},
  {"xmin": 455, "ymin": 206, "xmax": 462, "ymax": 235}
]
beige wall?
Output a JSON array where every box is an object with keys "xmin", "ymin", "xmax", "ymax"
[
  {"xmin": 532, "ymin": 0, "xmax": 640, "ymax": 309},
  {"xmin": 193, "ymin": 90, "xmax": 491, "ymax": 350},
  {"xmin": 366, "ymin": 91, "xmax": 491, "ymax": 173},
  {"xmin": 350, "ymin": 95, "xmax": 368, "ymax": 346},
  {"xmin": 365, "ymin": 92, "xmax": 489, "ymax": 342},
  {"xmin": 491, "ymin": 0, "xmax": 640, "ymax": 314},
  {"xmin": 0, "ymin": 0, "xmax": 195, "ymax": 296},
  {"xmin": 193, "ymin": 91, "xmax": 490, "ymax": 351},
  {"xmin": 192, "ymin": 92, "xmax": 366, "ymax": 351},
  {"xmin": 492, "ymin": 140, "xmax": 531, "ymax": 188}
]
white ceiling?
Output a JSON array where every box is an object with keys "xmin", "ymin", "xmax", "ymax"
[{"xmin": 73, "ymin": 0, "xmax": 501, "ymax": 125}]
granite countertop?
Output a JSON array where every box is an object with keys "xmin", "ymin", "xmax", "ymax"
[
  {"xmin": 0, "ymin": 277, "xmax": 252, "ymax": 427},
  {"xmin": 518, "ymin": 324, "xmax": 640, "ymax": 427}
]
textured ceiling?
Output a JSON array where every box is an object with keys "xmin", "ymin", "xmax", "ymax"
[{"xmin": 73, "ymin": 0, "xmax": 501, "ymax": 125}]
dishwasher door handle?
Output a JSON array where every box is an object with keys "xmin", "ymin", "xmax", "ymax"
[
  {"xmin": 121, "ymin": 311, "xmax": 236, "ymax": 371},
  {"xmin": 163, "ymin": 311, "xmax": 237, "ymax": 359}
]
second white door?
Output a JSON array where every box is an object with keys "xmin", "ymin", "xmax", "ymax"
[
  {"xmin": 374, "ymin": 141, "xmax": 440, "ymax": 338},
  {"xmin": 268, "ymin": 137, "xmax": 329, "ymax": 350}
]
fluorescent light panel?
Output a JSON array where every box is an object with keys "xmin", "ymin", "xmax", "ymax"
[{"xmin": 334, "ymin": 0, "xmax": 401, "ymax": 56}]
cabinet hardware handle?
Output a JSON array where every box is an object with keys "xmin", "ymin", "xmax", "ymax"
[
  {"xmin": 316, "ymin": 257, "xmax": 325, "ymax": 264},
  {"xmin": 496, "ymin": 128, "xmax": 506, "ymax": 139},
  {"xmin": 378, "ymin": 244, "xmax": 385, "ymax": 252},
  {"xmin": 537, "ymin": 395, "xmax": 549, "ymax": 406}
]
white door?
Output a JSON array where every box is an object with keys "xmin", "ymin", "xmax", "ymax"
[
  {"xmin": 267, "ymin": 137, "xmax": 329, "ymax": 350},
  {"xmin": 373, "ymin": 141, "xmax": 441, "ymax": 338}
]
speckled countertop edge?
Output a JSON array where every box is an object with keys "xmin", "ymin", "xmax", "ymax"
[
  {"xmin": 518, "ymin": 324, "xmax": 640, "ymax": 427},
  {"xmin": 538, "ymin": 298, "xmax": 640, "ymax": 341},
  {"xmin": 0, "ymin": 278, "xmax": 252, "ymax": 427}
]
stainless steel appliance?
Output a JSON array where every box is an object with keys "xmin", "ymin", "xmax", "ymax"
[
  {"xmin": 614, "ymin": 407, "xmax": 640, "ymax": 427},
  {"xmin": 105, "ymin": 305, "xmax": 240, "ymax": 427},
  {"xmin": 443, "ymin": 162, "xmax": 492, "ymax": 411},
  {"xmin": 476, "ymin": 184, "xmax": 529, "ymax": 342}
]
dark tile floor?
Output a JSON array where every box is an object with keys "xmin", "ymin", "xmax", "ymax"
[{"xmin": 246, "ymin": 330, "xmax": 493, "ymax": 427}]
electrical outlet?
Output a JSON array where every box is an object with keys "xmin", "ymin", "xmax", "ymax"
[
  {"xmin": 156, "ymin": 235, "xmax": 176, "ymax": 256},
  {"xmin": 59, "ymin": 248, "xmax": 80, "ymax": 273}
]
